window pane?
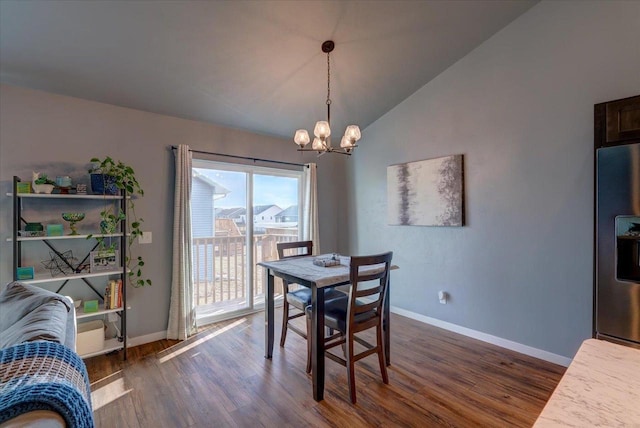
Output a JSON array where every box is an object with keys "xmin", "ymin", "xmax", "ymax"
[
  {"xmin": 192, "ymin": 167, "xmax": 248, "ymax": 319},
  {"xmin": 253, "ymin": 174, "xmax": 301, "ymax": 298},
  {"xmin": 253, "ymin": 174, "xmax": 299, "ymax": 235},
  {"xmin": 190, "ymin": 162, "xmax": 302, "ymax": 325}
]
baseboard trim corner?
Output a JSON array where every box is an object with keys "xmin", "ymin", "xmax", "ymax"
[
  {"xmin": 390, "ymin": 306, "xmax": 572, "ymax": 367},
  {"xmin": 128, "ymin": 331, "xmax": 167, "ymax": 347}
]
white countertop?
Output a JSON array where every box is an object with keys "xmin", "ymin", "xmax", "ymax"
[{"xmin": 534, "ymin": 338, "xmax": 640, "ymax": 427}]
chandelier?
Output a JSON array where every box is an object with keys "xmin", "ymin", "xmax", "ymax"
[{"xmin": 293, "ymin": 40, "xmax": 361, "ymax": 155}]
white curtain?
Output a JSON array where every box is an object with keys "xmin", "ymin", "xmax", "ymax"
[
  {"xmin": 302, "ymin": 163, "xmax": 320, "ymax": 255},
  {"xmin": 167, "ymin": 144, "xmax": 195, "ymax": 340}
]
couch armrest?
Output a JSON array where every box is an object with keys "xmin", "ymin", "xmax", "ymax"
[{"xmin": 63, "ymin": 296, "xmax": 77, "ymax": 352}]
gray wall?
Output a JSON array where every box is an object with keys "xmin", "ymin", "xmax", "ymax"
[
  {"xmin": 346, "ymin": 0, "xmax": 640, "ymax": 358},
  {"xmin": 0, "ymin": 84, "xmax": 346, "ymax": 338}
]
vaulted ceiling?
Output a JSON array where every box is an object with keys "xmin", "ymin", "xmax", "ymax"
[{"xmin": 0, "ymin": 1, "xmax": 536, "ymax": 141}]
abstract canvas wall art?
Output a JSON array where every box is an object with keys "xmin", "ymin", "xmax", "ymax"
[{"xmin": 387, "ymin": 154, "xmax": 464, "ymax": 226}]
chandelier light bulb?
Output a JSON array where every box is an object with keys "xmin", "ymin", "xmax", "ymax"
[
  {"xmin": 312, "ymin": 137, "xmax": 324, "ymax": 151},
  {"xmin": 314, "ymin": 121, "xmax": 331, "ymax": 139},
  {"xmin": 345, "ymin": 125, "xmax": 361, "ymax": 142},
  {"xmin": 340, "ymin": 135, "xmax": 353, "ymax": 149},
  {"xmin": 294, "ymin": 129, "xmax": 310, "ymax": 147}
]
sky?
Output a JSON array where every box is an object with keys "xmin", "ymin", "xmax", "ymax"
[{"xmin": 196, "ymin": 168, "xmax": 298, "ymax": 209}]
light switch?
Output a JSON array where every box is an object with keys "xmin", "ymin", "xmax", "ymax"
[{"xmin": 138, "ymin": 231, "xmax": 152, "ymax": 244}]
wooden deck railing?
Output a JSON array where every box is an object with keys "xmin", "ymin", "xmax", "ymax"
[{"xmin": 192, "ymin": 233, "xmax": 299, "ymax": 308}]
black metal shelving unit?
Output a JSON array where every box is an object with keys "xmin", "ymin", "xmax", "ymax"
[{"xmin": 10, "ymin": 175, "xmax": 128, "ymax": 360}]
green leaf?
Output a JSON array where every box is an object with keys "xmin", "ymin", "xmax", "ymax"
[{"xmin": 90, "ymin": 156, "xmax": 151, "ymax": 286}]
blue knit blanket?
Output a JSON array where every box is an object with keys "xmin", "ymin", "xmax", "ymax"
[{"xmin": 0, "ymin": 341, "xmax": 94, "ymax": 427}]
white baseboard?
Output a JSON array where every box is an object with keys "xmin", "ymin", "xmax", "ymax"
[
  {"xmin": 390, "ymin": 306, "xmax": 572, "ymax": 367},
  {"xmin": 127, "ymin": 331, "xmax": 167, "ymax": 347}
]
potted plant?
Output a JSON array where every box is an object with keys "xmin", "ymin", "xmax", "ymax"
[
  {"xmin": 87, "ymin": 156, "xmax": 151, "ymax": 287},
  {"xmin": 88, "ymin": 161, "xmax": 118, "ymax": 195},
  {"xmin": 31, "ymin": 172, "xmax": 56, "ymax": 194}
]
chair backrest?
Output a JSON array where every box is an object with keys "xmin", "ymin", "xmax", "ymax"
[
  {"xmin": 348, "ymin": 252, "xmax": 393, "ymax": 333},
  {"xmin": 277, "ymin": 240, "xmax": 313, "ymax": 260}
]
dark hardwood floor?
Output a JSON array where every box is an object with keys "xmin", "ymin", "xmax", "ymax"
[{"xmin": 85, "ymin": 311, "xmax": 565, "ymax": 427}]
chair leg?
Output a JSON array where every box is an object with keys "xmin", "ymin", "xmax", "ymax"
[
  {"xmin": 377, "ymin": 324, "xmax": 389, "ymax": 384},
  {"xmin": 280, "ymin": 299, "xmax": 289, "ymax": 347},
  {"xmin": 346, "ymin": 332, "xmax": 357, "ymax": 404},
  {"xmin": 305, "ymin": 314, "xmax": 312, "ymax": 374}
]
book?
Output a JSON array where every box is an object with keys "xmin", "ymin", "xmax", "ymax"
[
  {"xmin": 104, "ymin": 281, "xmax": 112, "ymax": 309},
  {"xmin": 111, "ymin": 280, "xmax": 116, "ymax": 309},
  {"xmin": 114, "ymin": 279, "xmax": 122, "ymax": 309},
  {"xmin": 105, "ymin": 279, "xmax": 120, "ymax": 309}
]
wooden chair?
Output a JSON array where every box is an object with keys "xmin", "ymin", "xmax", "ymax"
[
  {"xmin": 277, "ymin": 241, "xmax": 345, "ymax": 351},
  {"xmin": 306, "ymin": 251, "xmax": 393, "ymax": 404}
]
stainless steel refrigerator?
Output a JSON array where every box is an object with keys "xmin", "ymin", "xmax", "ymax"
[{"xmin": 595, "ymin": 142, "xmax": 640, "ymax": 348}]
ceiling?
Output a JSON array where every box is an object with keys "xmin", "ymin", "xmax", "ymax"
[{"xmin": 0, "ymin": 1, "xmax": 536, "ymax": 141}]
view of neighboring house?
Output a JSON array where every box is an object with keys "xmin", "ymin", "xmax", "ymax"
[
  {"xmin": 192, "ymin": 172, "xmax": 288, "ymax": 237},
  {"xmin": 253, "ymin": 205, "xmax": 282, "ymax": 224},
  {"xmin": 215, "ymin": 205, "xmax": 294, "ymax": 234},
  {"xmin": 215, "ymin": 205, "xmax": 288, "ymax": 226},
  {"xmin": 216, "ymin": 207, "xmax": 247, "ymax": 224},
  {"xmin": 275, "ymin": 205, "xmax": 298, "ymax": 223},
  {"xmin": 191, "ymin": 170, "xmax": 230, "ymax": 238}
]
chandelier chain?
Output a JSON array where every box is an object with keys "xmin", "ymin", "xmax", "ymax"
[{"xmin": 326, "ymin": 51, "xmax": 331, "ymax": 106}]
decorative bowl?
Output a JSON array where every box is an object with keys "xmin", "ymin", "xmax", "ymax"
[
  {"xmin": 62, "ymin": 212, "xmax": 85, "ymax": 235},
  {"xmin": 61, "ymin": 212, "xmax": 85, "ymax": 222}
]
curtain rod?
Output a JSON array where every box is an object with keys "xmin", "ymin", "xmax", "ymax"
[{"xmin": 170, "ymin": 146, "xmax": 308, "ymax": 168}]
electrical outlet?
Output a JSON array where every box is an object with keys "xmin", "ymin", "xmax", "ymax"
[{"xmin": 438, "ymin": 291, "xmax": 448, "ymax": 304}]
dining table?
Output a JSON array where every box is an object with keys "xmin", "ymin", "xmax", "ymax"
[{"xmin": 257, "ymin": 254, "xmax": 394, "ymax": 402}]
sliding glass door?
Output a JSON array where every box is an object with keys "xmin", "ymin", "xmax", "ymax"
[{"xmin": 191, "ymin": 160, "xmax": 302, "ymax": 325}]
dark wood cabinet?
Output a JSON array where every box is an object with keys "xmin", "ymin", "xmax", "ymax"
[{"xmin": 595, "ymin": 94, "xmax": 640, "ymax": 148}]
